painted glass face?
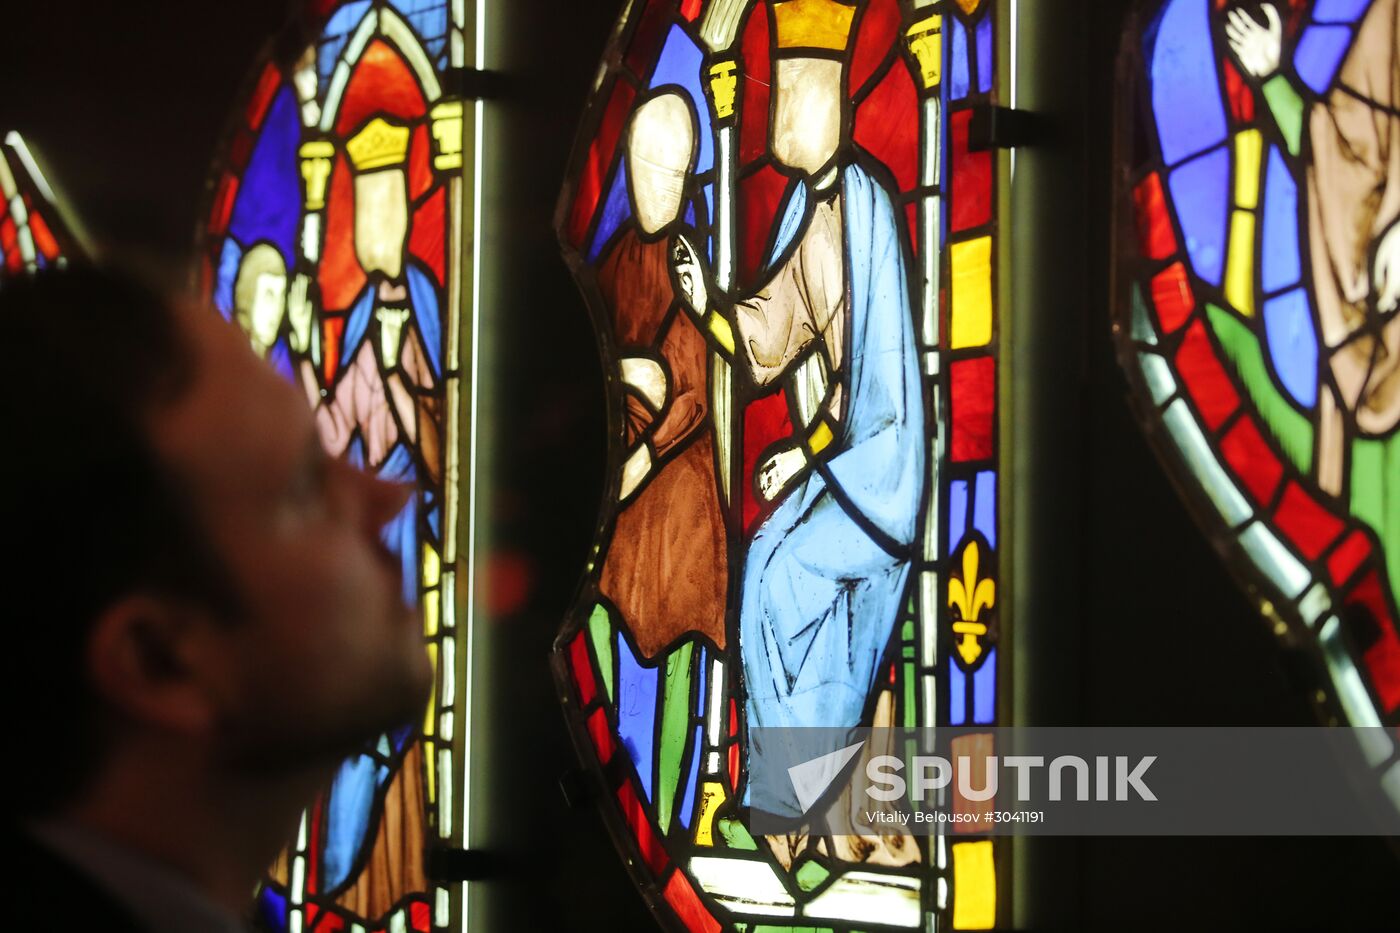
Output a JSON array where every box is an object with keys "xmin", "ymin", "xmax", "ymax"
[
  {"xmin": 201, "ymin": 2, "xmax": 477, "ymax": 930},
  {"xmin": 555, "ymin": 1, "xmax": 1007, "ymax": 929},
  {"xmin": 1116, "ymin": 0, "xmax": 1399, "ymax": 797}
]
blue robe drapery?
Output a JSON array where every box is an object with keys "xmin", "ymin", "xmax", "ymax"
[{"xmin": 741, "ymin": 164, "xmax": 925, "ymax": 817}]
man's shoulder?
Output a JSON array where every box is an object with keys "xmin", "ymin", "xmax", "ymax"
[{"xmin": 5, "ymin": 822, "xmax": 147, "ymax": 932}]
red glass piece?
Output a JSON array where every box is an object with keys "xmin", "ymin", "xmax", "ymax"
[
  {"xmin": 1347, "ymin": 571, "xmax": 1400, "ymax": 713},
  {"xmin": 624, "ymin": 0, "xmax": 670, "ymax": 78},
  {"xmin": 1150, "ymin": 261, "xmax": 1195, "ymax": 333},
  {"xmin": 1327, "ymin": 529, "xmax": 1372, "ymax": 586},
  {"xmin": 208, "ymin": 171, "xmax": 239, "ymax": 235},
  {"xmin": 566, "ymin": 79, "xmax": 637, "ymax": 248},
  {"xmin": 853, "ymin": 56, "xmax": 920, "ymax": 193},
  {"xmin": 587, "ymin": 707, "xmax": 615, "ymax": 762},
  {"xmin": 1133, "ymin": 172, "xmax": 1177, "ymax": 261},
  {"xmin": 409, "ymin": 187, "xmax": 446, "ymax": 285},
  {"xmin": 319, "ymin": 153, "xmax": 367, "ymax": 313},
  {"xmin": 1173, "ymin": 319, "xmax": 1239, "ymax": 431},
  {"xmin": 246, "ymin": 62, "xmax": 281, "ymax": 129},
  {"xmin": 950, "ymin": 356, "xmax": 995, "ymax": 462},
  {"xmin": 570, "ymin": 631, "xmax": 598, "ymax": 706},
  {"xmin": 728, "ymin": 697, "xmax": 738, "ymax": 737},
  {"xmin": 739, "ymin": 3, "xmax": 771, "ymax": 165},
  {"xmin": 727, "ymin": 742, "xmax": 740, "ymax": 791},
  {"xmin": 409, "ymin": 900, "xmax": 431, "ymax": 933},
  {"xmin": 228, "ymin": 130, "xmax": 255, "ymax": 173},
  {"xmin": 663, "ymin": 869, "xmax": 721, "ymax": 933},
  {"xmin": 334, "ymin": 39, "xmax": 427, "ymax": 136},
  {"xmin": 27, "ymin": 206, "xmax": 59, "ymax": 261},
  {"xmin": 741, "ymin": 388, "xmax": 794, "ymax": 532},
  {"xmin": 1273, "ymin": 481, "xmax": 1345, "ymax": 560},
  {"xmin": 737, "ymin": 162, "xmax": 790, "ymax": 287},
  {"xmin": 1219, "ymin": 415, "xmax": 1283, "ymax": 503},
  {"xmin": 1, "ymin": 217, "xmax": 19, "ymax": 273},
  {"xmin": 321, "ymin": 316, "xmax": 346, "ymax": 383},
  {"xmin": 905, "ymin": 200, "xmax": 919, "ymax": 255},
  {"xmin": 1221, "ymin": 59, "xmax": 1255, "ymax": 123},
  {"xmin": 679, "ymin": 0, "xmax": 703, "ymax": 21},
  {"xmin": 950, "ymin": 109, "xmax": 992, "ymax": 232},
  {"xmin": 849, "ymin": 0, "xmax": 901, "ymax": 97},
  {"xmin": 617, "ymin": 780, "xmax": 669, "ymax": 875},
  {"xmin": 407, "ymin": 124, "xmax": 432, "ymax": 202}
]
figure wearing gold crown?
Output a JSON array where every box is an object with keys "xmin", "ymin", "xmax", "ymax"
[
  {"xmin": 673, "ymin": 0, "xmax": 926, "ymax": 820},
  {"xmin": 295, "ymin": 113, "xmax": 443, "ymax": 901}
]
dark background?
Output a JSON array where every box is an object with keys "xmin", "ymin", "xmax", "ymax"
[{"xmin": 4, "ymin": 1, "xmax": 1396, "ymax": 929}]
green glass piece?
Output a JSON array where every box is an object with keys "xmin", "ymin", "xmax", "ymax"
[
  {"xmin": 1350, "ymin": 432, "xmax": 1399, "ymax": 609},
  {"xmin": 1130, "ymin": 282, "xmax": 1158, "ymax": 344},
  {"xmin": 1204, "ymin": 304, "xmax": 1313, "ymax": 473},
  {"xmin": 656, "ymin": 640, "xmax": 695, "ymax": 833},
  {"xmin": 587, "ymin": 603, "xmax": 614, "ymax": 704},
  {"xmin": 716, "ymin": 815, "xmax": 759, "ymax": 850},
  {"xmin": 794, "ymin": 858, "xmax": 831, "ymax": 893},
  {"xmin": 1262, "ymin": 74, "xmax": 1304, "ymax": 157},
  {"xmin": 902, "ymin": 660, "xmax": 917, "ymax": 727}
]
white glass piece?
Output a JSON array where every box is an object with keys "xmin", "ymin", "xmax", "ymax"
[
  {"xmin": 688, "ymin": 856, "xmax": 796, "ymax": 917},
  {"xmin": 1161, "ymin": 399, "xmax": 1252, "ymax": 526},
  {"xmin": 802, "ymin": 871, "xmax": 922, "ymax": 928}
]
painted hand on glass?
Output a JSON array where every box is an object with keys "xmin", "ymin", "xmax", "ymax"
[
  {"xmin": 1373, "ymin": 219, "xmax": 1400, "ymax": 317},
  {"xmin": 671, "ymin": 234, "xmax": 710, "ymax": 317},
  {"xmin": 287, "ymin": 273, "xmax": 314, "ymax": 354},
  {"xmin": 1225, "ymin": 3, "xmax": 1282, "ymax": 79},
  {"xmin": 757, "ymin": 444, "xmax": 806, "ymax": 502}
]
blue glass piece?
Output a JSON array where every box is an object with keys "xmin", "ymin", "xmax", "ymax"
[
  {"xmin": 1312, "ymin": 0, "xmax": 1373, "ymax": 23},
  {"xmin": 426, "ymin": 37, "xmax": 447, "ymax": 66},
  {"xmin": 1146, "ymin": 0, "xmax": 1227, "ymax": 165},
  {"xmin": 684, "ymin": 200, "xmax": 697, "ymax": 227},
  {"xmin": 948, "ymin": 478, "xmax": 969, "ymax": 556},
  {"xmin": 379, "ymin": 444, "xmax": 420, "ymax": 606},
  {"xmin": 1168, "ymin": 145, "xmax": 1230, "ymax": 285},
  {"xmin": 587, "ymin": 161, "xmax": 631, "ymax": 262},
  {"xmin": 616, "ymin": 632, "xmax": 659, "ymax": 801},
  {"xmin": 406, "ymin": 262, "xmax": 443, "ymax": 377},
  {"xmin": 257, "ymin": 886, "xmax": 289, "ymax": 933},
  {"xmin": 972, "ymin": 470, "xmax": 996, "ymax": 549},
  {"xmin": 678, "ymin": 723, "xmax": 704, "ymax": 829},
  {"xmin": 268, "ymin": 339, "xmax": 294, "ymax": 384},
  {"xmin": 976, "ymin": 14, "xmax": 994, "ymax": 94},
  {"xmin": 1261, "ymin": 146, "xmax": 1301, "ymax": 293},
  {"xmin": 214, "ymin": 237, "xmax": 242, "ymax": 319},
  {"xmin": 695, "ymin": 645, "xmax": 707, "ymax": 714},
  {"xmin": 950, "ymin": 17, "xmax": 970, "ymax": 99},
  {"xmin": 428, "ymin": 502, "xmax": 442, "ymax": 540},
  {"xmin": 318, "ymin": 1, "xmax": 373, "ymax": 87},
  {"xmin": 1295, "ymin": 24, "xmax": 1354, "ymax": 95},
  {"xmin": 972, "ymin": 647, "xmax": 996, "ymax": 724},
  {"xmin": 649, "ymin": 25, "xmax": 715, "ymax": 175},
  {"xmin": 949, "ymin": 658, "xmax": 966, "ymax": 725},
  {"xmin": 346, "ymin": 435, "xmax": 366, "ymax": 470},
  {"xmin": 228, "ymin": 87, "xmax": 302, "ymax": 268},
  {"xmin": 324, "ymin": 753, "xmax": 378, "ymax": 889},
  {"xmin": 1263, "ymin": 287, "xmax": 1319, "ymax": 408},
  {"xmin": 389, "ymin": 0, "xmax": 448, "ymax": 44}
]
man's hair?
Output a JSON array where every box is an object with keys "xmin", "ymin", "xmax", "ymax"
[{"xmin": 2, "ymin": 265, "xmax": 241, "ymax": 815}]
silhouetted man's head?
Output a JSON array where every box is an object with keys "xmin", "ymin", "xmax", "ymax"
[{"xmin": 4, "ymin": 265, "xmax": 433, "ymax": 817}]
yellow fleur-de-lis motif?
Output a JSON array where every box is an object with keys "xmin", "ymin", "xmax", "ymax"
[{"xmin": 948, "ymin": 539, "xmax": 995, "ymax": 666}]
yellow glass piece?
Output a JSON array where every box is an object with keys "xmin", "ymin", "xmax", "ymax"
[
  {"xmin": 771, "ymin": 0, "xmax": 856, "ymax": 51},
  {"xmin": 423, "ymin": 642, "xmax": 439, "ymax": 736},
  {"xmin": 298, "ymin": 140, "xmax": 334, "ymax": 210},
  {"xmin": 948, "ymin": 539, "xmax": 995, "ymax": 665},
  {"xmin": 708, "ymin": 310, "xmax": 736, "ymax": 354},
  {"xmin": 906, "ymin": 14, "xmax": 943, "ymax": 90},
  {"xmin": 1233, "ymin": 129, "xmax": 1262, "ymax": 210},
  {"xmin": 1225, "ymin": 209, "xmax": 1256, "ymax": 318},
  {"xmin": 952, "ymin": 840, "xmax": 996, "ymax": 929},
  {"xmin": 708, "ymin": 60, "xmax": 738, "ymax": 120},
  {"xmin": 808, "ymin": 419, "xmax": 834, "ymax": 455},
  {"xmin": 951, "ymin": 236, "xmax": 993, "ymax": 349},
  {"xmin": 430, "ymin": 100, "xmax": 464, "ymax": 171},
  {"xmin": 693, "ymin": 781, "xmax": 726, "ymax": 846},
  {"xmin": 423, "ymin": 542, "xmax": 441, "ymax": 587},
  {"xmin": 423, "ymin": 591, "xmax": 440, "ymax": 638},
  {"xmin": 953, "ymin": 0, "xmax": 983, "ymax": 14},
  {"xmin": 346, "ymin": 116, "xmax": 411, "ymax": 172}
]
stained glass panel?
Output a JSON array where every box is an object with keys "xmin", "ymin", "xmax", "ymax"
[
  {"xmin": 199, "ymin": 2, "xmax": 480, "ymax": 930},
  {"xmin": 555, "ymin": 1, "xmax": 1008, "ymax": 928},
  {"xmin": 0, "ymin": 132, "xmax": 78, "ymax": 279},
  {"xmin": 1115, "ymin": 0, "xmax": 1400, "ymax": 805}
]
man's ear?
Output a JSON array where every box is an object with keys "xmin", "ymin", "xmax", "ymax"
[{"xmin": 85, "ymin": 595, "xmax": 219, "ymax": 735}]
